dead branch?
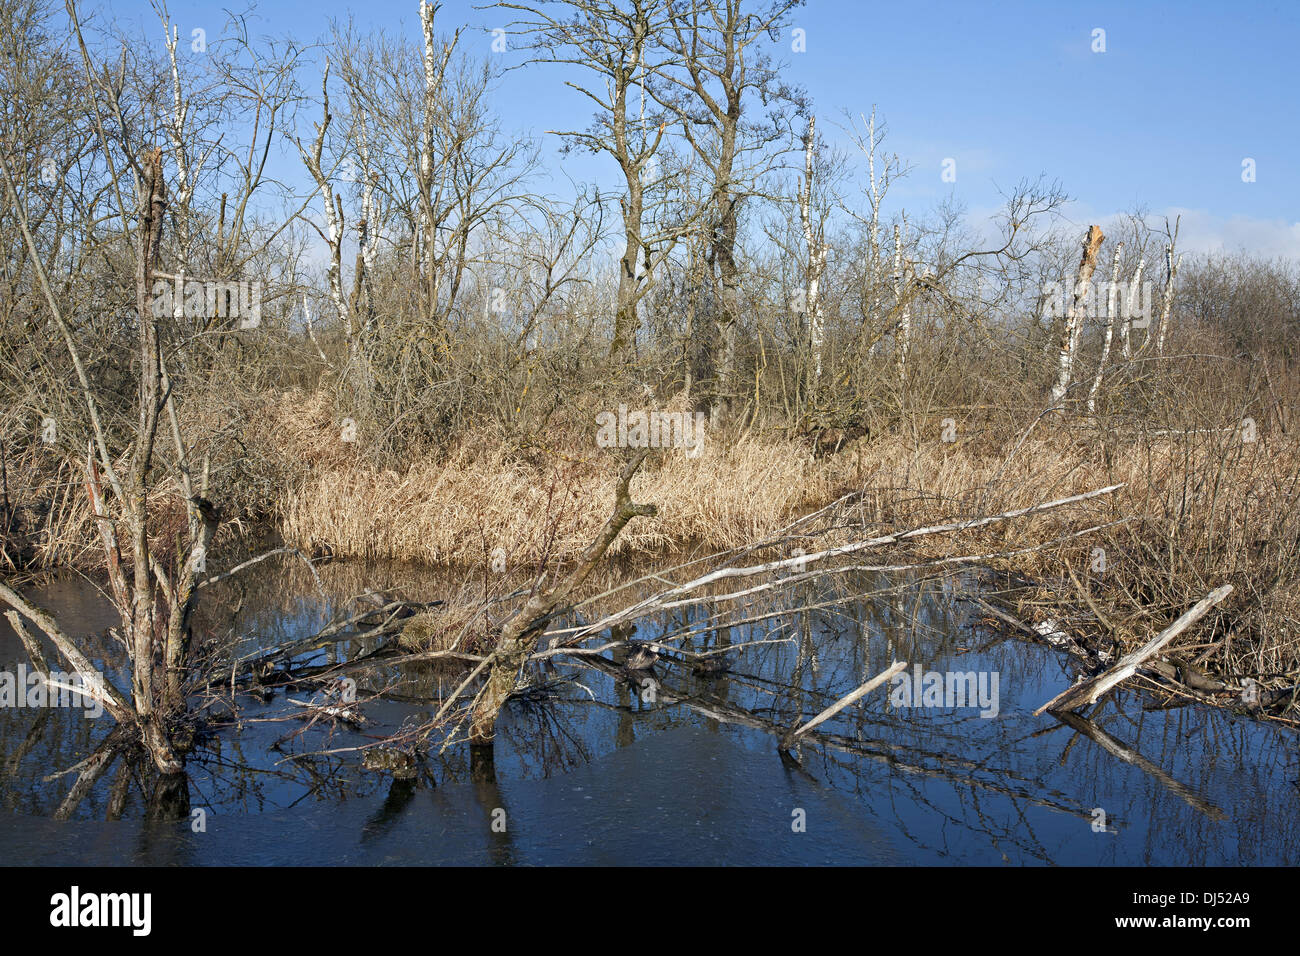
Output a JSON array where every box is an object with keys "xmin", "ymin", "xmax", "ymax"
[
  {"xmin": 1036, "ymin": 585, "xmax": 1234, "ymax": 715},
  {"xmin": 780, "ymin": 660, "xmax": 907, "ymax": 749}
]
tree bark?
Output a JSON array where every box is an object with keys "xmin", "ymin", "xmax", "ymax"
[
  {"xmin": 131, "ymin": 147, "xmax": 182, "ymax": 775},
  {"xmin": 469, "ymin": 452, "xmax": 657, "ymax": 744},
  {"xmin": 1086, "ymin": 241, "xmax": 1124, "ymax": 414},
  {"xmin": 1050, "ymin": 225, "xmax": 1104, "ymax": 406}
]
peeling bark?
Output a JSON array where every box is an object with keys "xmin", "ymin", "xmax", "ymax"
[{"xmin": 1050, "ymin": 225, "xmax": 1104, "ymax": 406}]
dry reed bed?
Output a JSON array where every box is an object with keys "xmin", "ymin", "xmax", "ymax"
[
  {"xmin": 279, "ymin": 437, "xmax": 831, "ymax": 565},
  {"xmin": 9, "ymin": 385, "xmax": 1298, "ymax": 683},
  {"xmin": 264, "ymin": 386, "xmax": 1292, "ymax": 575},
  {"xmin": 272, "ymin": 395, "xmax": 1300, "ymax": 684}
]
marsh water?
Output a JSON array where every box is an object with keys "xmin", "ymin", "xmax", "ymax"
[{"xmin": 1, "ymin": 556, "xmax": 1296, "ymax": 866}]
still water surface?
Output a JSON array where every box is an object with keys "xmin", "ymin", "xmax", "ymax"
[{"xmin": 1, "ymin": 560, "xmax": 1295, "ymax": 865}]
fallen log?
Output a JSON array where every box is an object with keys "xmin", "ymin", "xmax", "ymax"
[
  {"xmin": 4, "ymin": 609, "xmax": 49, "ymax": 675},
  {"xmin": 569, "ymin": 483, "xmax": 1126, "ymax": 643},
  {"xmin": 468, "ymin": 451, "xmax": 657, "ymax": 745},
  {"xmin": 960, "ymin": 593, "xmax": 1093, "ymax": 662},
  {"xmin": 0, "ymin": 581, "xmax": 135, "ymax": 725},
  {"xmin": 780, "ymin": 660, "xmax": 907, "ymax": 750},
  {"xmin": 1035, "ymin": 585, "xmax": 1233, "ymax": 715}
]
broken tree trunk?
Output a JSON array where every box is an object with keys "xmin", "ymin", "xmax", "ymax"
[
  {"xmin": 1086, "ymin": 241, "xmax": 1124, "ymax": 415},
  {"xmin": 468, "ymin": 452, "xmax": 657, "ymax": 745},
  {"xmin": 799, "ymin": 115, "xmax": 827, "ymax": 397},
  {"xmin": 1035, "ymin": 585, "xmax": 1233, "ymax": 715},
  {"xmin": 1049, "ymin": 225, "xmax": 1105, "ymax": 406}
]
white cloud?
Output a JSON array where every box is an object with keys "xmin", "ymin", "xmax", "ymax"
[{"xmin": 1159, "ymin": 208, "xmax": 1300, "ymax": 260}]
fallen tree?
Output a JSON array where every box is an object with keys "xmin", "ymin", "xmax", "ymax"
[
  {"xmin": 467, "ymin": 450, "xmax": 658, "ymax": 745},
  {"xmin": 1036, "ymin": 585, "xmax": 1235, "ymax": 715}
]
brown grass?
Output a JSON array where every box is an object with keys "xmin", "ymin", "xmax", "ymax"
[
  {"xmin": 11, "ymin": 380, "xmax": 1298, "ymax": 700},
  {"xmin": 266, "ymin": 387, "xmax": 1300, "ymax": 694}
]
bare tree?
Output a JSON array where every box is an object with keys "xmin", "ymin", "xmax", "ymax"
[
  {"xmin": 798, "ymin": 114, "xmax": 829, "ymax": 397},
  {"xmin": 0, "ymin": 0, "xmax": 303, "ymax": 783},
  {"xmin": 295, "ymin": 60, "xmax": 358, "ymax": 363},
  {"xmin": 841, "ymin": 106, "xmax": 906, "ymax": 358},
  {"xmin": 501, "ymin": 0, "xmax": 683, "ymax": 364},
  {"xmin": 1153, "ymin": 214, "xmax": 1182, "ymax": 355},
  {"xmin": 655, "ymin": 0, "xmax": 804, "ymax": 417}
]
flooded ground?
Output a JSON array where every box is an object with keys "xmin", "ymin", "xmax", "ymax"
[{"xmin": 2, "ymin": 557, "xmax": 1297, "ymax": 865}]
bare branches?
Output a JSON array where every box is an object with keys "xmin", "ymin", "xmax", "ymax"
[
  {"xmin": 1154, "ymin": 214, "xmax": 1182, "ymax": 356},
  {"xmin": 468, "ymin": 449, "xmax": 658, "ymax": 743},
  {"xmin": 566, "ymin": 482, "xmax": 1125, "ymax": 643}
]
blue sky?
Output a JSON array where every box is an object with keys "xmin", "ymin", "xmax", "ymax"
[{"xmin": 103, "ymin": 0, "xmax": 1299, "ymax": 257}]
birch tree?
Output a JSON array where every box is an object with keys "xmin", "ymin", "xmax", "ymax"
[
  {"xmin": 1049, "ymin": 224, "xmax": 1104, "ymax": 406},
  {"xmin": 892, "ymin": 220, "xmax": 912, "ymax": 381},
  {"xmin": 799, "ymin": 115, "xmax": 828, "ymax": 395},
  {"xmin": 842, "ymin": 106, "xmax": 905, "ymax": 359},
  {"xmin": 1086, "ymin": 241, "xmax": 1124, "ymax": 414},
  {"xmin": 1154, "ymin": 215, "xmax": 1182, "ymax": 355}
]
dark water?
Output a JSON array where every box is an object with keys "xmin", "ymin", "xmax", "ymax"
[{"xmin": 1, "ymin": 560, "xmax": 1296, "ymax": 865}]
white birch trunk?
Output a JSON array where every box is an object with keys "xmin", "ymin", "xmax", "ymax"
[
  {"xmin": 893, "ymin": 222, "xmax": 911, "ymax": 380},
  {"xmin": 1050, "ymin": 225, "xmax": 1104, "ymax": 406},
  {"xmin": 1120, "ymin": 256, "xmax": 1145, "ymax": 359},
  {"xmin": 799, "ymin": 116, "xmax": 826, "ymax": 391},
  {"xmin": 419, "ymin": 0, "xmax": 437, "ymax": 309},
  {"xmin": 1086, "ymin": 242, "xmax": 1124, "ymax": 415},
  {"xmin": 1155, "ymin": 243, "xmax": 1182, "ymax": 355}
]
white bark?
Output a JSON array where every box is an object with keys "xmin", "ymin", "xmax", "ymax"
[
  {"xmin": 1036, "ymin": 585, "xmax": 1233, "ymax": 715},
  {"xmin": 1120, "ymin": 255, "xmax": 1145, "ymax": 359},
  {"xmin": 799, "ymin": 116, "xmax": 827, "ymax": 389},
  {"xmin": 893, "ymin": 222, "xmax": 911, "ymax": 380},
  {"xmin": 304, "ymin": 296, "xmax": 329, "ymax": 363},
  {"xmin": 418, "ymin": 0, "xmax": 446, "ymax": 310},
  {"xmin": 850, "ymin": 107, "xmax": 895, "ymax": 354},
  {"xmin": 1155, "ymin": 244, "xmax": 1182, "ymax": 355},
  {"xmin": 1050, "ymin": 225, "xmax": 1104, "ymax": 406},
  {"xmin": 1086, "ymin": 242, "xmax": 1124, "ymax": 415},
  {"xmin": 159, "ymin": 16, "xmax": 214, "ymax": 256},
  {"xmin": 419, "ymin": 0, "xmax": 436, "ymax": 186},
  {"xmin": 294, "ymin": 65, "xmax": 354, "ymax": 356},
  {"xmin": 355, "ymin": 107, "xmax": 378, "ymax": 326}
]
